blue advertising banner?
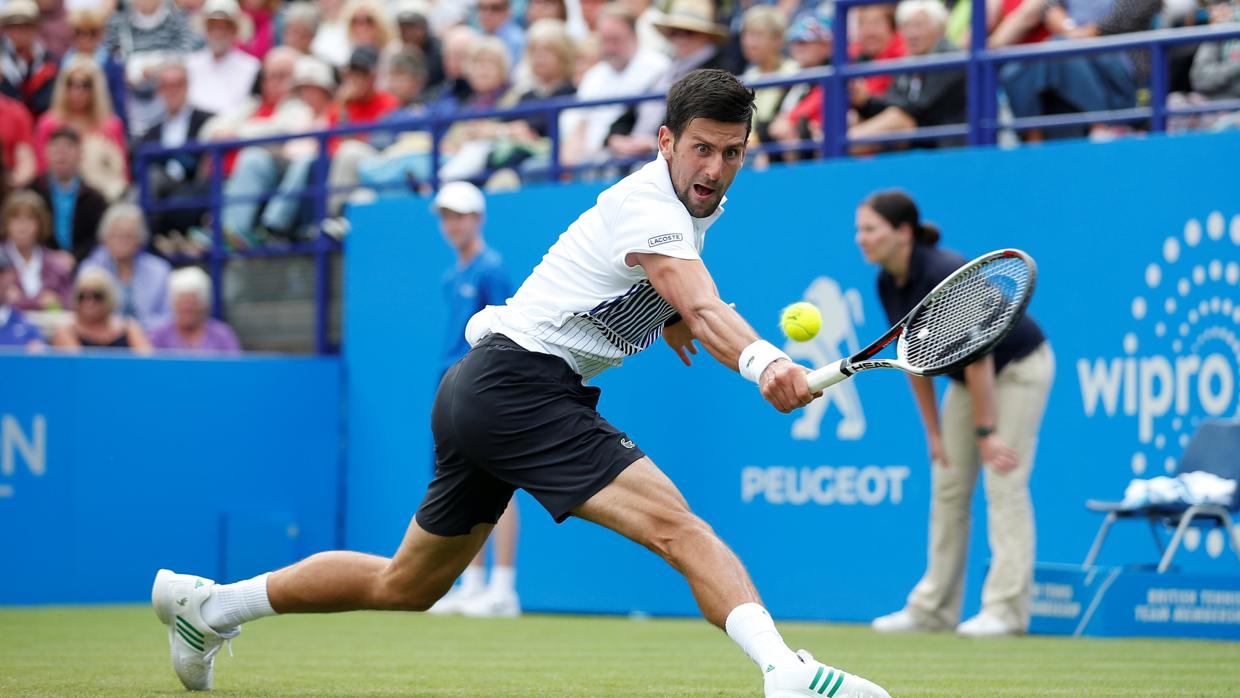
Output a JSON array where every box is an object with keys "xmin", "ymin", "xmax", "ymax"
[
  {"xmin": 1031, "ymin": 563, "xmax": 1240, "ymax": 639},
  {"xmin": 0, "ymin": 354, "xmax": 342, "ymax": 604},
  {"xmin": 345, "ymin": 131, "xmax": 1240, "ymax": 626}
]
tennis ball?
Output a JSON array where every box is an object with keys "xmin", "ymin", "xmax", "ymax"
[{"xmin": 780, "ymin": 302, "xmax": 822, "ymax": 342}]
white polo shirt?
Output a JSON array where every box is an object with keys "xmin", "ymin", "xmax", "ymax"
[
  {"xmin": 187, "ymin": 48, "xmax": 261, "ymax": 117},
  {"xmin": 466, "ymin": 154, "xmax": 726, "ymax": 380},
  {"xmin": 559, "ymin": 49, "xmax": 671, "ymax": 160}
]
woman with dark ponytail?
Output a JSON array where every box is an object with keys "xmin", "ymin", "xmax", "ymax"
[{"xmin": 855, "ymin": 189, "xmax": 1054, "ymax": 639}]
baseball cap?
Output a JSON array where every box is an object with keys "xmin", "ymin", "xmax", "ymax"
[
  {"xmin": 787, "ymin": 12, "xmax": 833, "ymax": 43},
  {"xmin": 432, "ymin": 182, "xmax": 486, "ymax": 215},
  {"xmin": 1, "ymin": 0, "xmax": 40, "ymax": 26},
  {"xmin": 293, "ymin": 55, "xmax": 335, "ymax": 91},
  {"xmin": 347, "ymin": 46, "xmax": 381, "ymax": 72},
  {"xmin": 203, "ymin": 0, "xmax": 243, "ymax": 23}
]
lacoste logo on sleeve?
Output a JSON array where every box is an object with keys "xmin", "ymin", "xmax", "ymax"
[{"xmin": 647, "ymin": 233, "xmax": 683, "ymax": 247}]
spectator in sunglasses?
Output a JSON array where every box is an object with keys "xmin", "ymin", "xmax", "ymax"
[
  {"xmin": 52, "ymin": 265, "xmax": 152, "ymax": 351},
  {"xmin": 62, "ymin": 9, "xmax": 129, "ymax": 132},
  {"xmin": 35, "ymin": 55, "xmax": 129, "ymax": 201}
]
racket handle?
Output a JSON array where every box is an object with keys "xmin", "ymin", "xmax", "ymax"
[{"xmin": 808, "ymin": 360, "xmax": 851, "ymax": 392}]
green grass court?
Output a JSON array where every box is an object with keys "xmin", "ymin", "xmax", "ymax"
[{"xmin": 2, "ymin": 607, "xmax": 1237, "ymax": 696}]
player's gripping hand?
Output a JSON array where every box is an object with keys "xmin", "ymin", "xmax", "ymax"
[{"xmin": 759, "ymin": 359, "xmax": 821, "ymax": 413}]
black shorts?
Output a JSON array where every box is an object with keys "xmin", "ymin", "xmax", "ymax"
[{"xmin": 415, "ymin": 334, "xmax": 646, "ymax": 536}]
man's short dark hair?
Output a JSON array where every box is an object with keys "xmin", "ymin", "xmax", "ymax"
[
  {"xmin": 389, "ymin": 49, "xmax": 428, "ymax": 81},
  {"xmin": 49, "ymin": 125, "xmax": 81, "ymax": 145},
  {"xmin": 663, "ymin": 69, "xmax": 755, "ymax": 140}
]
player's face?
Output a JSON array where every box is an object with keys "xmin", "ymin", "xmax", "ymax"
[
  {"xmin": 854, "ymin": 205, "xmax": 906, "ymax": 268},
  {"xmin": 660, "ymin": 118, "xmax": 747, "ymax": 219}
]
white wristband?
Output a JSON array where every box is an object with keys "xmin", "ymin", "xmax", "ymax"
[{"xmin": 738, "ymin": 340, "xmax": 790, "ymax": 383}]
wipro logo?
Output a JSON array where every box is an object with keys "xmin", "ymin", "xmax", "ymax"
[
  {"xmin": 1078, "ymin": 212, "xmax": 1240, "ymax": 452},
  {"xmin": 1076, "ymin": 210, "xmax": 1240, "ymax": 560},
  {"xmin": 1077, "ymin": 211, "xmax": 1240, "ymax": 560}
]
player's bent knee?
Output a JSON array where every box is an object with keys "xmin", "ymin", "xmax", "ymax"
[
  {"xmin": 643, "ymin": 511, "xmax": 717, "ymax": 562},
  {"xmin": 374, "ymin": 570, "xmax": 452, "ymax": 612}
]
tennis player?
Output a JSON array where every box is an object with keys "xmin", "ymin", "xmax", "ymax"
[
  {"xmin": 855, "ymin": 190, "xmax": 1054, "ymax": 638},
  {"xmin": 152, "ymin": 69, "xmax": 890, "ymax": 698}
]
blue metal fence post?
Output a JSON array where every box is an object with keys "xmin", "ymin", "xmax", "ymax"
[
  {"xmin": 1150, "ymin": 43, "xmax": 1168, "ymax": 133},
  {"xmin": 208, "ymin": 149, "xmax": 226, "ymax": 320},
  {"xmin": 967, "ymin": 0, "xmax": 988, "ymax": 145},
  {"xmin": 313, "ymin": 134, "xmax": 332, "ymax": 354},
  {"xmin": 547, "ymin": 106, "xmax": 561, "ymax": 182},
  {"xmin": 429, "ymin": 117, "xmax": 443, "ymax": 192},
  {"xmin": 136, "ymin": 150, "xmax": 150, "ymax": 213},
  {"xmin": 826, "ymin": 2, "xmax": 850, "ymax": 158}
]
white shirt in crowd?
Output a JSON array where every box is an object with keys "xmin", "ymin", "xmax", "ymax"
[
  {"xmin": 310, "ymin": 20, "xmax": 350, "ymax": 66},
  {"xmin": 4, "ymin": 242, "xmax": 43, "ymax": 300},
  {"xmin": 559, "ymin": 48, "xmax": 670, "ymax": 162},
  {"xmin": 186, "ymin": 47, "xmax": 261, "ymax": 117},
  {"xmin": 466, "ymin": 154, "xmax": 725, "ymax": 380},
  {"xmin": 160, "ymin": 106, "xmax": 193, "ymax": 148}
]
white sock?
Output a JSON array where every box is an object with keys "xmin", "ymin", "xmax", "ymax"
[
  {"xmin": 459, "ymin": 564, "xmax": 485, "ymax": 596},
  {"xmin": 200, "ymin": 573, "xmax": 276, "ymax": 633},
  {"xmin": 489, "ymin": 565, "xmax": 516, "ymax": 595},
  {"xmin": 725, "ymin": 603, "xmax": 799, "ymax": 672}
]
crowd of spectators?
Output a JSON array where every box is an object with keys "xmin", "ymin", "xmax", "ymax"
[{"xmin": 0, "ymin": 0, "xmax": 1237, "ymax": 353}]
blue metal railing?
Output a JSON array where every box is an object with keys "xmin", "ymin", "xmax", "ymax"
[{"xmin": 136, "ymin": 15, "xmax": 1240, "ymax": 353}]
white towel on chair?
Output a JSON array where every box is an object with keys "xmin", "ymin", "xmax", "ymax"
[{"xmin": 1121, "ymin": 472, "xmax": 1236, "ymax": 509}]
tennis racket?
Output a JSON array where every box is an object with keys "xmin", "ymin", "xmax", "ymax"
[{"xmin": 807, "ymin": 248, "xmax": 1037, "ymax": 392}]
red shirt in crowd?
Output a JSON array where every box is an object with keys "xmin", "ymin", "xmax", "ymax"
[
  {"xmin": 328, "ymin": 90, "xmax": 399, "ymax": 154},
  {"xmin": 850, "ymin": 32, "xmax": 908, "ymax": 97},
  {"xmin": 0, "ymin": 95, "xmax": 34, "ymax": 171},
  {"xmin": 1000, "ymin": 0, "xmax": 1051, "ymax": 44}
]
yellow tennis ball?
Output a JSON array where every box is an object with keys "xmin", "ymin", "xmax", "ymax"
[{"xmin": 780, "ymin": 302, "xmax": 822, "ymax": 342}]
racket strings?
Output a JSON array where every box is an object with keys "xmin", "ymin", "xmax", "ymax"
[{"xmin": 901, "ymin": 257, "xmax": 1032, "ymax": 371}]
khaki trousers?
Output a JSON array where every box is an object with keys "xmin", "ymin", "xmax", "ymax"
[{"xmin": 905, "ymin": 342, "xmax": 1055, "ymax": 631}]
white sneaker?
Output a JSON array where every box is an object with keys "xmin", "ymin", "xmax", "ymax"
[
  {"xmin": 956, "ymin": 613, "xmax": 1020, "ymax": 638},
  {"xmin": 871, "ymin": 609, "xmax": 936, "ymax": 634},
  {"xmin": 459, "ymin": 587, "xmax": 521, "ymax": 618},
  {"xmin": 425, "ymin": 585, "xmax": 483, "ymax": 615},
  {"xmin": 765, "ymin": 650, "xmax": 891, "ymax": 698},
  {"xmin": 151, "ymin": 569, "xmax": 239, "ymax": 691}
]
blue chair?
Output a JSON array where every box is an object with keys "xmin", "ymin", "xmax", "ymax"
[{"xmin": 1082, "ymin": 419, "xmax": 1240, "ymax": 572}]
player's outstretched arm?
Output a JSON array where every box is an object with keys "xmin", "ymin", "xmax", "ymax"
[{"xmin": 633, "ymin": 252, "xmax": 818, "ymax": 413}]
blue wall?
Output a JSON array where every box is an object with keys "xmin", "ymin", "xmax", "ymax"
[
  {"xmin": 0, "ymin": 354, "xmax": 342, "ymax": 604},
  {"xmin": 345, "ymin": 131, "xmax": 1240, "ymax": 623}
]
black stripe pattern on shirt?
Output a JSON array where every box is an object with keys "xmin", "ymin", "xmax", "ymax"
[{"xmin": 532, "ymin": 281, "xmax": 678, "ymax": 379}]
